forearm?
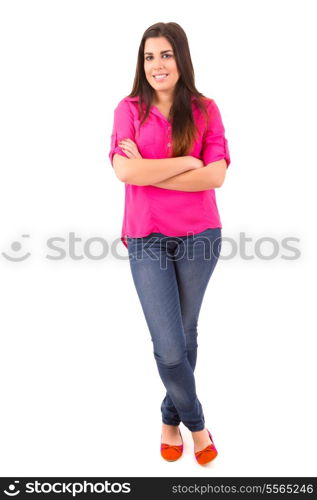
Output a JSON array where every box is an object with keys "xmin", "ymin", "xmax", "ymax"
[
  {"xmin": 151, "ymin": 162, "xmax": 223, "ymax": 191},
  {"xmin": 115, "ymin": 155, "xmax": 197, "ymax": 185}
]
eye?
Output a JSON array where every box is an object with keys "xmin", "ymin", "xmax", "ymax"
[{"xmin": 145, "ymin": 54, "xmax": 172, "ymax": 61}]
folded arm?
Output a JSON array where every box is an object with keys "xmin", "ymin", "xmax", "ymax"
[
  {"xmin": 112, "ymin": 154, "xmax": 202, "ymax": 186},
  {"xmin": 150, "ymin": 159, "xmax": 228, "ymax": 191}
]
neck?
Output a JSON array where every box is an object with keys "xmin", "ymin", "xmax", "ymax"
[{"xmin": 153, "ymin": 90, "xmax": 174, "ymax": 107}]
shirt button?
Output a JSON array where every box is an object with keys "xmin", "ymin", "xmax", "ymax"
[{"xmin": 167, "ymin": 142, "xmax": 171, "ymax": 147}]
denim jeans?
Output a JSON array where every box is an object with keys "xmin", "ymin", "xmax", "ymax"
[{"xmin": 127, "ymin": 227, "xmax": 222, "ymax": 432}]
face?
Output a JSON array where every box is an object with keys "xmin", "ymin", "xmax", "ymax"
[{"xmin": 143, "ymin": 36, "xmax": 180, "ymax": 100}]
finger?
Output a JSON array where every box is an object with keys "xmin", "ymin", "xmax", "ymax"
[
  {"xmin": 122, "ymin": 138, "xmax": 136, "ymax": 146},
  {"xmin": 120, "ymin": 140, "xmax": 140, "ymax": 158},
  {"xmin": 122, "ymin": 143, "xmax": 137, "ymax": 156},
  {"xmin": 122, "ymin": 148, "xmax": 132, "ymax": 158},
  {"xmin": 121, "ymin": 145, "xmax": 132, "ymax": 154},
  {"xmin": 119, "ymin": 141, "xmax": 131, "ymax": 150}
]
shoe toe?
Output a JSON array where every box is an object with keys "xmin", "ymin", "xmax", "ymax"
[
  {"xmin": 160, "ymin": 429, "xmax": 184, "ymax": 461},
  {"xmin": 161, "ymin": 443, "xmax": 183, "ymax": 461},
  {"xmin": 195, "ymin": 429, "xmax": 218, "ymax": 465},
  {"xmin": 195, "ymin": 445, "xmax": 218, "ymax": 465}
]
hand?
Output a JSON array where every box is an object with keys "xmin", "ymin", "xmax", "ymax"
[{"xmin": 118, "ymin": 138, "xmax": 143, "ymax": 159}]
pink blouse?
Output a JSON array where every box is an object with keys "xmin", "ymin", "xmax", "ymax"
[{"xmin": 109, "ymin": 95, "xmax": 231, "ymax": 248}]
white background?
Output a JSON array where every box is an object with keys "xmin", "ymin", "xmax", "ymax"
[{"xmin": 0, "ymin": 0, "xmax": 316, "ymax": 477}]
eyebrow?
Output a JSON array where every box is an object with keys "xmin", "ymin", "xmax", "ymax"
[{"xmin": 144, "ymin": 50, "xmax": 173, "ymax": 55}]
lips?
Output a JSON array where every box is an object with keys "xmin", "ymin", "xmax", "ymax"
[{"xmin": 153, "ymin": 74, "xmax": 168, "ymax": 79}]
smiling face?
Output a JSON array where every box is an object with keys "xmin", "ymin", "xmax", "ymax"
[{"xmin": 143, "ymin": 36, "xmax": 180, "ymax": 101}]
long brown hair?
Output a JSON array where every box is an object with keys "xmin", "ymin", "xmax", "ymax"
[{"xmin": 127, "ymin": 22, "xmax": 211, "ymax": 158}]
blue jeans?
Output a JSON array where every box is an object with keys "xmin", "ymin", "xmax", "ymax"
[{"xmin": 127, "ymin": 227, "xmax": 222, "ymax": 432}]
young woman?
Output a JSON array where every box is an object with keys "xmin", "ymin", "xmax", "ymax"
[{"xmin": 109, "ymin": 22, "xmax": 231, "ymax": 466}]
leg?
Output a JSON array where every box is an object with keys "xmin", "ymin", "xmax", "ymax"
[
  {"xmin": 160, "ymin": 228, "xmax": 222, "ymax": 426},
  {"xmin": 127, "ymin": 233, "xmax": 206, "ymax": 432}
]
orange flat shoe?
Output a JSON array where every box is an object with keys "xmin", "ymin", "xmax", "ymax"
[
  {"xmin": 194, "ymin": 428, "xmax": 218, "ymax": 465},
  {"xmin": 160, "ymin": 427, "xmax": 184, "ymax": 461}
]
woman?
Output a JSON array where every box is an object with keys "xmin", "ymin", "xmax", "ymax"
[{"xmin": 109, "ymin": 22, "xmax": 231, "ymax": 466}]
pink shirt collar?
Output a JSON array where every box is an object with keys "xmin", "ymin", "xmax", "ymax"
[
  {"xmin": 124, "ymin": 95, "xmax": 198, "ymax": 102},
  {"xmin": 124, "ymin": 95, "xmax": 199, "ymax": 121}
]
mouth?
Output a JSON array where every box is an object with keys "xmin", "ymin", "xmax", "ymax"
[{"xmin": 153, "ymin": 74, "xmax": 169, "ymax": 81}]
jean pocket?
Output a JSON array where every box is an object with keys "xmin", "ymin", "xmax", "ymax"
[{"xmin": 127, "ymin": 237, "xmax": 135, "ymax": 246}]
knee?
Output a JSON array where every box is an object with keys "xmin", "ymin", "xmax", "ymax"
[{"xmin": 153, "ymin": 349, "xmax": 187, "ymax": 367}]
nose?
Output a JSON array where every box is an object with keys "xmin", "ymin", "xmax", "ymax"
[
  {"xmin": 153, "ymin": 64, "xmax": 165, "ymax": 73},
  {"xmin": 151, "ymin": 59, "xmax": 164, "ymax": 69}
]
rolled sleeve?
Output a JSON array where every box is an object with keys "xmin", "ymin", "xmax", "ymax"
[
  {"xmin": 109, "ymin": 100, "xmax": 135, "ymax": 167},
  {"xmin": 201, "ymin": 100, "xmax": 231, "ymax": 168}
]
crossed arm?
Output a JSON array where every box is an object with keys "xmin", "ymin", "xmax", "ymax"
[
  {"xmin": 112, "ymin": 154, "xmax": 227, "ymax": 191},
  {"xmin": 151, "ymin": 159, "xmax": 227, "ymax": 191}
]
